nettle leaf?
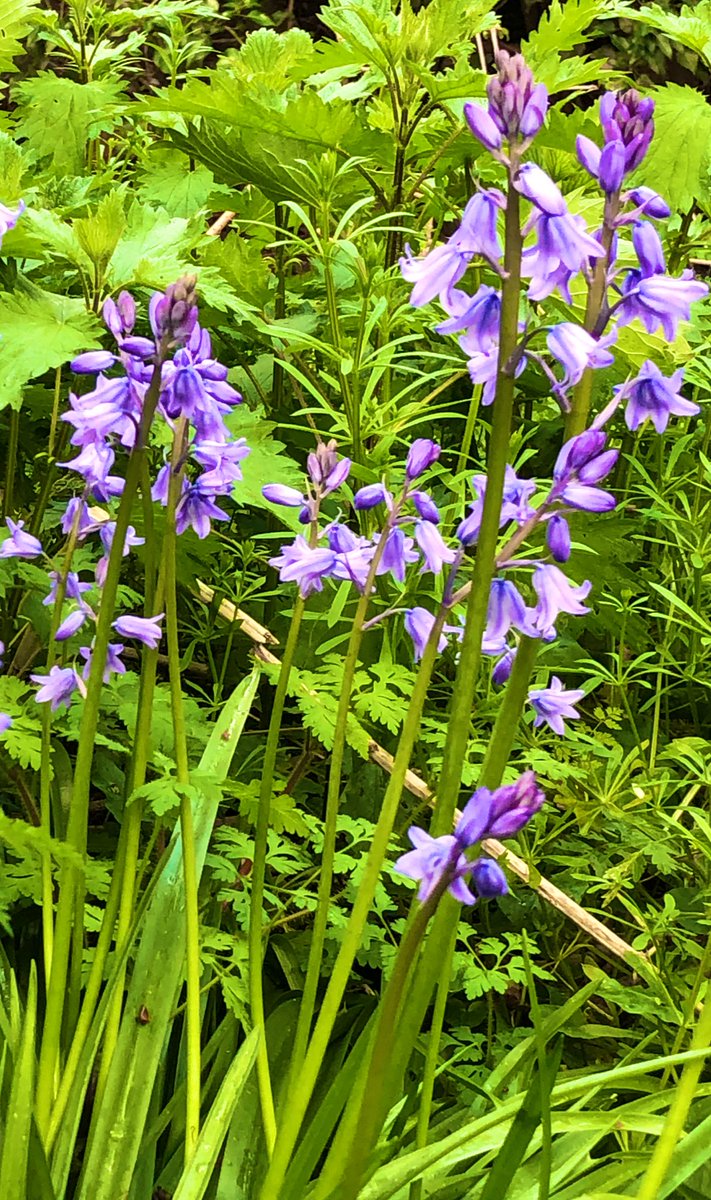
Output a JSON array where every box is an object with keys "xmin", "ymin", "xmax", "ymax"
[
  {"xmin": 225, "ymin": 403, "xmax": 306, "ymax": 529},
  {"xmin": 137, "ymin": 148, "xmax": 231, "ymax": 219},
  {"xmin": 13, "ymin": 74, "xmax": 124, "ymax": 174},
  {"xmin": 521, "ymin": 0, "xmax": 616, "ymax": 91},
  {"xmin": 609, "ymin": 0, "xmax": 711, "ymax": 68},
  {"xmin": 105, "ymin": 201, "xmax": 194, "ymax": 290},
  {"xmin": 0, "ymin": 281, "xmax": 102, "ymax": 411},
  {"xmin": 232, "ymin": 26, "xmax": 317, "ymax": 86},
  {"xmin": 200, "ymin": 232, "xmax": 274, "ymax": 310},
  {"xmin": 0, "ymin": 0, "xmax": 39, "ymax": 77},
  {"xmin": 635, "ymin": 84, "xmax": 711, "ymax": 210}
]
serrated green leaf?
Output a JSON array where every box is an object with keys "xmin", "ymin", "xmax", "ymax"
[
  {"xmin": 635, "ymin": 84, "xmax": 711, "ymax": 210},
  {"xmin": 13, "ymin": 74, "xmax": 124, "ymax": 174},
  {"xmin": 225, "ymin": 403, "xmax": 307, "ymax": 529},
  {"xmin": 0, "ymin": 0, "xmax": 39, "ymax": 77},
  {"xmin": 137, "ymin": 150, "xmax": 227, "ymax": 218},
  {"xmin": 609, "ymin": 0, "xmax": 711, "ymax": 69},
  {"xmin": 522, "ymin": 0, "xmax": 616, "ymax": 91},
  {"xmin": 0, "ymin": 281, "xmax": 102, "ymax": 410},
  {"xmin": 75, "ymin": 191, "xmax": 127, "ymax": 270}
]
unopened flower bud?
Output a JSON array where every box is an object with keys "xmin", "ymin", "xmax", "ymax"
[
  {"xmin": 486, "ymin": 51, "xmax": 548, "ymax": 143},
  {"xmin": 546, "ymin": 514, "xmax": 571, "ymax": 563},
  {"xmin": 598, "ymin": 140, "xmax": 626, "ymax": 193},
  {"xmin": 628, "ymin": 186, "xmax": 670, "ymax": 219},
  {"xmin": 262, "ymin": 484, "xmax": 306, "ymax": 507},
  {"xmin": 464, "ymin": 102, "xmax": 503, "ymax": 152},
  {"xmin": 405, "ymin": 438, "xmax": 440, "ymax": 480},
  {"xmin": 150, "ymin": 275, "xmax": 199, "ymax": 347},
  {"xmin": 471, "ymin": 857, "xmax": 508, "ymax": 898},
  {"xmin": 354, "ymin": 482, "xmax": 387, "ymax": 510},
  {"xmin": 633, "ymin": 221, "xmax": 665, "ymax": 276}
]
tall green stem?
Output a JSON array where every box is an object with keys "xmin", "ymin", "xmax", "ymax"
[
  {"xmin": 258, "ymin": 608, "xmax": 448, "ymax": 1200},
  {"xmin": 248, "ymin": 594, "xmax": 306, "ymax": 1155},
  {"xmin": 3, "ymin": 407, "xmax": 19, "ymax": 520},
  {"xmin": 35, "ymin": 353, "xmax": 166, "ymax": 1136}
]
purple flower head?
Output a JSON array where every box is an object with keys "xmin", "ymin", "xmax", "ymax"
[
  {"xmin": 103, "ymin": 292, "xmax": 136, "ymax": 340},
  {"xmin": 194, "ymin": 438, "xmax": 250, "ymax": 493},
  {"xmin": 306, "ymin": 440, "xmax": 350, "ymax": 494},
  {"xmin": 457, "ymin": 770, "xmax": 545, "ymax": 843},
  {"xmin": 633, "ymin": 221, "xmax": 665, "ymax": 277},
  {"xmin": 547, "ymin": 324, "xmax": 616, "ymax": 395},
  {"xmin": 436, "ymin": 285, "xmax": 501, "ymax": 347},
  {"xmin": 464, "ymin": 102, "xmax": 503, "ymax": 153},
  {"xmin": 515, "ymin": 163, "xmax": 566, "ymax": 216},
  {"xmin": 43, "ymin": 571, "xmax": 92, "ymax": 608},
  {"xmin": 485, "ymin": 578, "xmax": 534, "ymax": 641},
  {"xmin": 529, "ymin": 675, "xmax": 585, "ymax": 735},
  {"xmin": 113, "ymin": 613, "xmax": 164, "ymax": 649},
  {"xmin": 532, "ymin": 564, "xmax": 591, "ymax": 636},
  {"xmin": 354, "ymin": 483, "xmax": 389, "ymax": 510},
  {"xmin": 620, "ymin": 361, "xmax": 699, "ymax": 433},
  {"xmin": 471, "ymin": 857, "xmax": 509, "ymax": 898},
  {"xmin": 61, "ymin": 498, "xmax": 101, "ymax": 539},
  {"xmin": 406, "ymin": 438, "xmax": 441, "ymax": 480},
  {"xmin": 31, "ymin": 665, "xmax": 80, "ymax": 711},
  {"xmin": 100, "ymin": 522, "xmax": 145, "ymax": 558},
  {"xmin": 576, "ymin": 135, "xmax": 625, "ymax": 193},
  {"xmin": 262, "ymin": 484, "xmax": 306, "ymax": 508},
  {"xmin": 399, "ymin": 191, "xmax": 503, "ymax": 307},
  {"xmin": 0, "ymin": 198, "xmax": 24, "ymax": 243},
  {"xmin": 414, "ymin": 520, "xmax": 456, "ymax": 574},
  {"xmin": 457, "ymin": 190, "xmax": 504, "ymax": 263},
  {"xmin": 600, "ymin": 88, "xmax": 655, "ymax": 173},
  {"xmin": 457, "ymin": 467, "xmax": 535, "ymax": 547},
  {"xmin": 523, "ymin": 213, "xmax": 604, "ymax": 302},
  {"xmin": 411, "ymin": 490, "xmax": 440, "ymax": 523},
  {"xmin": 546, "ymin": 513, "xmax": 571, "ymax": 562},
  {"xmin": 404, "ymin": 607, "xmax": 462, "ymax": 661},
  {"xmin": 0, "ymin": 713, "xmax": 11, "ymax": 734},
  {"xmin": 0, "ymin": 519, "xmax": 43, "ymax": 559},
  {"xmin": 70, "ymin": 350, "xmax": 117, "ymax": 374},
  {"xmin": 618, "ymin": 271, "xmax": 708, "ymax": 342},
  {"xmin": 55, "ymin": 608, "xmax": 90, "ymax": 641},
  {"xmin": 80, "ymin": 642, "xmax": 126, "ymax": 683},
  {"xmin": 270, "ymin": 536, "xmax": 337, "ymax": 597},
  {"xmin": 150, "ymin": 275, "xmax": 199, "ymax": 347},
  {"xmin": 486, "ymin": 51, "xmax": 548, "ymax": 143},
  {"xmin": 396, "ymin": 829, "xmax": 477, "ymax": 904},
  {"xmin": 553, "ymin": 430, "xmax": 618, "ymax": 512},
  {"xmin": 375, "ymin": 527, "xmax": 418, "ymax": 583},
  {"xmin": 627, "ymin": 187, "xmax": 670, "ymax": 219},
  {"xmin": 176, "ymin": 487, "xmax": 229, "ymax": 539},
  {"xmin": 323, "ymin": 457, "xmax": 351, "ymax": 495}
]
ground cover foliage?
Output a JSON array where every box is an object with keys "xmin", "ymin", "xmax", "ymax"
[{"xmin": 1, "ymin": 0, "xmax": 711, "ymax": 1197}]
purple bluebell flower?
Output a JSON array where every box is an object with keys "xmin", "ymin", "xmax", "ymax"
[
  {"xmin": 404, "ymin": 607, "xmax": 448, "ymax": 661},
  {"xmin": 103, "ymin": 291, "xmax": 136, "ymax": 340},
  {"xmin": 376, "ymin": 527, "xmax": 419, "ymax": 583},
  {"xmin": 399, "ymin": 190, "xmax": 503, "ymax": 307},
  {"xmin": 55, "ymin": 609, "xmax": 90, "ymax": 641},
  {"xmin": 176, "ymin": 487, "xmax": 229, "ymax": 539},
  {"xmin": 492, "ymin": 647, "xmax": 516, "ymax": 685},
  {"xmin": 160, "ymin": 324, "xmax": 241, "ymax": 440},
  {"xmin": 0, "ymin": 641, "xmax": 4, "ymax": 668},
  {"xmin": 515, "ymin": 163, "xmax": 567, "ymax": 215},
  {"xmin": 485, "ymin": 51, "xmax": 548, "ymax": 143},
  {"xmin": 457, "ymin": 467, "xmax": 536, "ymax": 546},
  {"xmin": 0, "ymin": 713, "xmax": 11, "ymax": 734},
  {"xmin": 193, "ymin": 438, "xmax": 250, "ymax": 492},
  {"xmin": 307, "ymin": 441, "xmax": 351, "ymax": 494},
  {"xmin": 471, "ymin": 858, "xmax": 509, "ymax": 897},
  {"xmin": 0, "ymin": 198, "xmax": 24, "ymax": 242},
  {"xmin": 262, "ymin": 483, "xmax": 306, "ymax": 507},
  {"xmin": 552, "ymin": 431, "xmax": 618, "ymax": 512},
  {"xmin": 323, "ymin": 457, "xmax": 351, "ymax": 494},
  {"xmin": 80, "ymin": 642, "xmax": 126, "ymax": 682},
  {"xmin": 523, "ymin": 214, "xmax": 605, "ymax": 303},
  {"xmin": 411, "ymin": 490, "xmax": 440, "ymax": 523},
  {"xmin": 406, "ymin": 438, "xmax": 441, "ymax": 480},
  {"xmin": 113, "ymin": 613, "xmax": 164, "ymax": 649},
  {"xmin": 270, "ymin": 536, "xmax": 337, "ymax": 597},
  {"xmin": 576, "ymin": 136, "xmax": 626, "ymax": 193},
  {"xmin": 436, "ymin": 285, "xmax": 501, "ymax": 345},
  {"xmin": 395, "ymin": 830, "xmax": 477, "ymax": 904},
  {"xmin": 464, "ymin": 102, "xmax": 504, "ymax": 152},
  {"xmin": 546, "ymin": 514, "xmax": 571, "ymax": 562},
  {"xmin": 354, "ymin": 483, "xmax": 389, "ymax": 510},
  {"xmin": 600, "ymin": 89, "xmax": 655, "ymax": 173},
  {"xmin": 70, "ymin": 350, "xmax": 117, "ymax": 374},
  {"xmin": 414, "ymin": 521, "xmax": 456, "ymax": 574},
  {"xmin": 627, "ymin": 187, "xmax": 670, "ymax": 219},
  {"xmin": 61, "ymin": 498, "xmax": 101, "ymax": 539},
  {"xmin": 529, "ymin": 676, "xmax": 585, "ymax": 735},
  {"xmin": 31, "ymin": 665, "xmax": 80, "ymax": 710},
  {"xmin": 620, "ymin": 361, "xmax": 699, "ymax": 433},
  {"xmin": 96, "ymin": 523, "xmax": 145, "ymax": 586},
  {"xmin": 330, "ymin": 530, "xmax": 375, "ymax": 590},
  {"xmin": 0, "ymin": 519, "xmax": 43, "ymax": 559},
  {"xmin": 633, "ymin": 222, "xmax": 665, "ymax": 276},
  {"xmin": 532, "ymin": 564, "xmax": 591, "ymax": 636},
  {"xmin": 547, "ymin": 324, "xmax": 616, "ymax": 394},
  {"xmin": 43, "ymin": 571, "xmax": 92, "ymax": 607},
  {"xmin": 617, "ymin": 271, "xmax": 708, "ymax": 342},
  {"xmin": 486, "ymin": 578, "xmax": 533, "ymax": 641},
  {"xmin": 150, "ymin": 276, "xmax": 199, "ymax": 347},
  {"xmin": 457, "ymin": 770, "xmax": 545, "ymax": 842}
]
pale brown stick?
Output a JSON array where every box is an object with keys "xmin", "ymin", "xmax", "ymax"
[
  {"xmin": 198, "ymin": 583, "xmax": 645, "ymax": 964},
  {"xmin": 206, "ymin": 210, "xmax": 236, "ymax": 237}
]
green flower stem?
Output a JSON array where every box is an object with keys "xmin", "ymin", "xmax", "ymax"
[
  {"xmin": 35, "ymin": 352, "xmax": 166, "ymax": 1138},
  {"xmin": 635, "ymin": 994, "xmax": 711, "ymax": 1200},
  {"xmin": 430, "ymin": 170, "xmax": 522, "ymax": 838},
  {"xmin": 161, "ymin": 418, "xmax": 202, "ymax": 1165},
  {"xmin": 288, "ymin": 529, "xmax": 393, "ymax": 1086},
  {"xmin": 2, "ymin": 407, "xmax": 19, "ymax": 521},
  {"xmin": 48, "ymin": 365, "xmax": 63, "ymax": 459},
  {"xmin": 479, "ymin": 635, "xmax": 540, "ymax": 787},
  {"xmin": 456, "ymin": 384, "xmax": 482, "ymax": 480},
  {"xmin": 248, "ymin": 593, "xmax": 306, "ymax": 1157},
  {"xmin": 258, "ymin": 607, "xmax": 448, "ymax": 1200},
  {"xmin": 409, "ymin": 920, "xmax": 459, "ymax": 1200},
  {"xmin": 565, "ymin": 194, "xmax": 620, "ymax": 439}
]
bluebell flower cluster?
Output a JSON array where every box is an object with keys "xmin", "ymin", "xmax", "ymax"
[
  {"xmin": 396, "ymin": 770, "xmax": 544, "ymax": 905},
  {"xmin": 1, "ymin": 281, "xmax": 249, "ymax": 711}
]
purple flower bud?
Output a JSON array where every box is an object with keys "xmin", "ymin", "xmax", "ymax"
[
  {"xmin": 323, "ymin": 457, "xmax": 351, "ymax": 495},
  {"xmin": 150, "ymin": 275, "xmax": 199, "ymax": 347},
  {"xmin": 116, "ymin": 290, "xmax": 136, "ymax": 334},
  {"xmin": 633, "ymin": 221, "xmax": 665, "ymax": 277},
  {"xmin": 576, "ymin": 134, "xmax": 602, "ymax": 179},
  {"xmin": 471, "ymin": 857, "xmax": 509, "ymax": 898},
  {"xmin": 546, "ymin": 514, "xmax": 571, "ymax": 562},
  {"xmin": 463, "ymin": 102, "xmax": 503, "ymax": 152},
  {"xmin": 55, "ymin": 609, "xmax": 89, "ymax": 641},
  {"xmin": 492, "ymin": 648, "xmax": 515, "ymax": 685},
  {"xmin": 113, "ymin": 613, "xmax": 164, "ymax": 649},
  {"xmin": 486, "ymin": 52, "xmax": 547, "ymax": 143},
  {"xmin": 262, "ymin": 484, "xmax": 306, "ymax": 507},
  {"xmin": 298, "ymin": 505, "xmax": 312, "ymax": 524},
  {"xmin": 354, "ymin": 483, "xmax": 388, "ymax": 510},
  {"xmin": 515, "ymin": 163, "xmax": 566, "ymax": 216},
  {"xmin": 411, "ymin": 490, "xmax": 440, "ymax": 523},
  {"xmin": 120, "ymin": 336, "xmax": 156, "ymax": 360},
  {"xmin": 0, "ymin": 519, "xmax": 43, "ymax": 559},
  {"xmin": 0, "ymin": 714, "xmax": 11, "ymax": 734},
  {"xmin": 406, "ymin": 438, "xmax": 441, "ymax": 480},
  {"xmin": 70, "ymin": 350, "xmax": 116, "ymax": 374},
  {"xmin": 520, "ymin": 83, "xmax": 548, "ymax": 138},
  {"xmin": 628, "ymin": 186, "xmax": 670, "ymax": 219},
  {"xmin": 598, "ymin": 140, "xmax": 626, "ymax": 193}
]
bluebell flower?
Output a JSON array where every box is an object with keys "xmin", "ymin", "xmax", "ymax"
[
  {"xmin": 436, "ymin": 285, "xmax": 501, "ymax": 345},
  {"xmin": 269, "ymin": 537, "xmax": 337, "ymax": 597},
  {"xmin": 620, "ymin": 361, "xmax": 699, "ymax": 433},
  {"xmin": 375, "ymin": 527, "xmax": 419, "ymax": 583},
  {"xmin": 485, "ymin": 578, "xmax": 535, "ymax": 641},
  {"xmin": 600, "ymin": 89, "xmax": 654, "ymax": 173},
  {"xmin": 79, "ymin": 642, "xmax": 126, "ymax": 683},
  {"xmin": 0, "ymin": 714, "xmax": 11, "ymax": 734},
  {"xmin": 55, "ymin": 609, "xmax": 90, "ymax": 641},
  {"xmin": 262, "ymin": 484, "xmax": 306, "ymax": 507},
  {"xmin": 552, "ymin": 428, "xmax": 617, "ymax": 512},
  {"xmin": 0, "ymin": 519, "xmax": 43, "ymax": 559},
  {"xmin": 150, "ymin": 276, "xmax": 199, "ymax": 347},
  {"xmin": 492, "ymin": 647, "xmax": 516, "ymax": 685},
  {"xmin": 483, "ymin": 52, "xmax": 548, "ymax": 143},
  {"xmin": 404, "ymin": 607, "xmax": 450, "ymax": 661},
  {"xmin": 633, "ymin": 221, "xmax": 665, "ymax": 276},
  {"xmin": 524, "ymin": 213, "xmax": 605, "ymax": 302},
  {"xmin": 176, "ymin": 486, "xmax": 229, "ymax": 539},
  {"xmin": 471, "ymin": 858, "xmax": 509, "ymax": 897},
  {"xmin": 627, "ymin": 187, "xmax": 670, "ymax": 219},
  {"xmin": 112, "ymin": 613, "xmax": 164, "ymax": 649},
  {"xmin": 43, "ymin": 571, "xmax": 92, "ymax": 607},
  {"xmin": 395, "ymin": 831, "xmax": 477, "ymax": 904},
  {"xmin": 71, "ymin": 350, "xmax": 117, "ymax": 374},
  {"xmin": 411, "ymin": 490, "xmax": 440, "ymax": 523},
  {"xmin": 405, "ymin": 438, "xmax": 441, "ymax": 480},
  {"xmin": 0, "ymin": 198, "xmax": 24, "ymax": 243},
  {"xmin": 103, "ymin": 291, "xmax": 136, "ymax": 340},
  {"xmin": 532, "ymin": 564, "xmax": 591, "ymax": 636},
  {"xmin": 617, "ymin": 270, "xmax": 708, "ymax": 342},
  {"xmin": 414, "ymin": 521, "xmax": 456, "ymax": 574},
  {"xmin": 529, "ymin": 676, "xmax": 585, "ymax": 735},
  {"xmin": 193, "ymin": 438, "xmax": 250, "ymax": 492},
  {"xmin": 546, "ymin": 514, "xmax": 571, "ymax": 562},
  {"xmin": 31, "ymin": 666, "xmax": 80, "ymax": 710},
  {"xmin": 354, "ymin": 483, "xmax": 389, "ymax": 510},
  {"xmin": 547, "ymin": 324, "xmax": 616, "ymax": 396},
  {"xmin": 399, "ymin": 190, "xmax": 503, "ymax": 307}
]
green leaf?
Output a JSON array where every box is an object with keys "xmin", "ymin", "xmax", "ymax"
[
  {"xmin": 0, "ymin": 281, "xmax": 102, "ymax": 410},
  {"xmin": 225, "ymin": 403, "xmax": 307, "ymax": 529},
  {"xmin": 635, "ymin": 84, "xmax": 711, "ymax": 210},
  {"xmin": 13, "ymin": 74, "xmax": 124, "ymax": 174},
  {"xmin": 74, "ymin": 191, "xmax": 127, "ymax": 271},
  {"xmin": 0, "ymin": 964, "xmax": 37, "ymax": 1197},
  {"xmin": 0, "ymin": 0, "xmax": 39, "ymax": 77},
  {"xmin": 522, "ymin": 0, "xmax": 616, "ymax": 91},
  {"xmin": 608, "ymin": 0, "xmax": 711, "ymax": 68},
  {"xmin": 137, "ymin": 149, "xmax": 228, "ymax": 218}
]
